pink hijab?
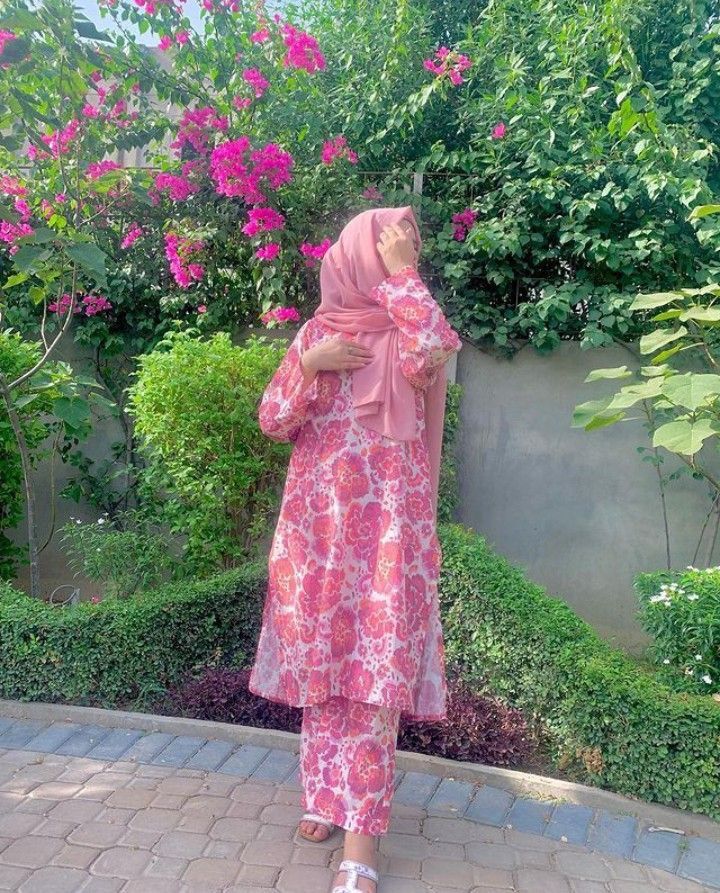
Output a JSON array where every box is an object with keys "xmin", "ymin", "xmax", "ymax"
[{"xmin": 314, "ymin": 206, "xmax": 448, "ymax": 517}]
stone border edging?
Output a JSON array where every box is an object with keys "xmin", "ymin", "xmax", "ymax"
[{"xmin": 1, "ymin": 697, "xmax": 718, "ymax": 843}]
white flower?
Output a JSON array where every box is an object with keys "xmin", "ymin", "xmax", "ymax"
[
  {"xmin": 685, "ymin": 668, "xmax": 694, "ymax": 676},
  {"xmin": 663, "ymin": 659, "xmax": 671, "ymax": 665},
  {"xmin": 687, "ymin": 593, "xmax": 700, "ymax": 601},
  {"xmin": 686, "ymin": 565, "xmax": 698, "ymax": 571},
  {"xmin": 695, "ymin": 655, "xmax": 702, "ymax": 661},
  {"xmin": 702, "ymin": 675, "xmax": 713, "ymax": 685},
  {"xmin": 97, "ymin": 517, "xmax": 106, "ymax": 525}
]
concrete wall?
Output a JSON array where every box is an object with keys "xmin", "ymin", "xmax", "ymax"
[
  {"xmin": 8, "ymin": 332, "xmax": 716, "ymax": 652},
  {"xmin": 455, "ymin": 339, "xmax": 716, "ymax": 652}
]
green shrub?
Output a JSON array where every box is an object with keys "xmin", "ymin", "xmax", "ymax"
[
  {"xmin": 0, "ymin": 562, "xmax": 265, "ymax": 706},
  {"xmin": 125, "ymin": 330, "xmax": 291, "ymax": 575},
  {"xmin": 635, "ymin": 567, "xmax": 720, "ymax": 695},
  {"xmin": 438, "ymin": 381, "xmax": 462, "ymax": 524},
  {"xmin": 438, "ymin": 524, "xmax": 720, "ymax": 819}
]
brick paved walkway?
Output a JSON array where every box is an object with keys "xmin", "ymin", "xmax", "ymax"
[{"xmin": 0, "ymin": 717, "xmax": 718, "ymax": 892}]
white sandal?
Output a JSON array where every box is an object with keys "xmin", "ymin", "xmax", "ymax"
[
  {"xmin": 332, "ymin": 858, "xmax": 379, "ymax": 892},
  {"xmin": 298, "ymin": 811, "xmax": 338, "ymax": 841}
]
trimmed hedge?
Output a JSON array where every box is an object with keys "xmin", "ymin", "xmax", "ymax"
[
  {"xmin": 438, "ymin": 524, "xmax": 720, "ymax": 819},
  {"xmin": 2, "ymin": 523, "xmax": 719, "ymax": 817},
  {"xmin": 0, "ymin": 562, "xmax": 265, "ymax": 706}
]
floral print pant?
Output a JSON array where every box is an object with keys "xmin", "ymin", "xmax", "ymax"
[{"xmin": 299, "ymin": 695, "xmax": 402, "ymax": 836}]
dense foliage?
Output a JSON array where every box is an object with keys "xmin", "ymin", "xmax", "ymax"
[
  {"xmin": 635, "ymin": 566, "xmax": 720, "ymax": 694},
  {"xmin": 2, "ymin": 522, "xmax": 718, "ymax": 815}
]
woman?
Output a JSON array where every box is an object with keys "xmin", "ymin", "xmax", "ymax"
[{"xmin": 248, "ymin": 205, "xmax": 462, "ymax": 893}]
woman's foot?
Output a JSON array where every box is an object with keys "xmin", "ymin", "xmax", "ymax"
[
  {"xmin": 298, "ymin": 816, "xmax": 334, "ymax": 841},
  {"xmin": 331, "ymin": 831, "xmax": 378, "ymax": 892}
]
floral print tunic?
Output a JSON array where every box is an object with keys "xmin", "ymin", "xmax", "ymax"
[{"xmin": 248, "ymin": 267, "xmax": 462, "ymax": 721}]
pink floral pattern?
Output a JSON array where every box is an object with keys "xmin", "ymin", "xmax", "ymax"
[
  {"xmin": 299, "ymin": 695, "xmax": 401, "ymax": 835},
  {"xmin": 248, "ymin": 268, "xmax": 462, "ymax": 721}
]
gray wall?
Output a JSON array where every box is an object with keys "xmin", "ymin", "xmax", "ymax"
[
  {"xmin": 455, "ymin": 339, "xmax": 715, "ymax": 652},
  {"xmin": 8, "ymin": 334, "xmax": 715, "ymax": 653}
]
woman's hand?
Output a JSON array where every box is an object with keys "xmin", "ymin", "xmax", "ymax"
[
  {"xmin": 301, "ymin": 335, "xmax": 375, "ymax": 379},
  {"xmin": 377, "ymin": 222, "xmax": 419, "ymax": 277}
]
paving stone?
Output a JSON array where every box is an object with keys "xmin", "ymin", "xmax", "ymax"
[
  {"xmin": 0, "ymin": 722, "xmax": 48, "ymax": 749},
  {"xmin": 185, "ymin": 739, "xmax": 236, "ymax": 772},
  {"xmin": 153, "ymin": 830, "xmax": 209, "ymax": 859},
  {"xmin": 545, "ymin": 804, "xmax": 595, "ymax": 845},
  {"xmin": 89, "ymin": 846, "xmax": 153, "ymax": 879},
  {"xmin": 250, "ymin": 748, "xmax": 299, "ymax": 783},
  {"xmin": 235, "ymin": 862, "xmax": 281, "ymax": 887},
  {"xmin": 85, "ymin": 729, "xmax": 143, "ymax": 761},
  {"xmin": 380, "ymin": 881, "xmax": 426, "ymax": 893},
  {"xmin": 152, "ymin": 736, "xmax": 206, "ymax": 768},
  {"xmin": 209, "ymin": 816, "xmax": 260, "ymax": 841},
  {"xmin": 0, "ymin": 813, "xmax": 43, "ymax": 839},
  {"xmin": 422, "ymin": 857, "xmax": 475, "ymax": 888},
  {"xmin": 678, "ymin": 838, "xmax": 720, "ymax": 887},
  {"xmin": 17, "ymin": 866, "xmax": 89, "ymax": 892},
  {"xmin": 79, "ymin": 879, "xmax": 124, "ymax": 893},
  {"xmin": 22, "ymin": 724, "xmax": 80, "ymax": 754},
  {"xmin": 587, "ymin": 811, "xmax": 638, "ymax": 859},
  {"xmin": 554, "ymin": 851, "xmax": 613, "ymax": 881},
  {"xmin": 569, "ymin": 881, "xmax": 610, "ymax": 893},
  {"xmin": 0, "ymin": 865, "xmax": 30, "ymax": 890},
  {"xmin": 648, "ymin": 865, "xmax": 718, "ymax": 892},
  {"xmin": 144, "ymin": 854, "xmax": 189, "ymax": 879},
  {"xmin": 67, "ymin": 821, "xmax": 126, "ymax": 848},
  {"xmin": 47, "ymin": 798, "xmax": 104, "ymax": 823},
  {"xmin": 276, "ymin": 863, "xmax": 334, "ymax": 892},
  {"xmin": 506, "ymin": 797, "xmax": 554, "ymax": 835},
  {"xmin": 51, "ymin": 843, "xmax": 99, "ymax": 869},
  {"xmin": 632, "ymin": 829, "xmax": 682, "ymax": 873},
  {"xmin": 217, "ymin": 744, "xmax": 270, "ymax": 777},
  {"xmin": 471, "ymin": 867, "xmax": 515, "ymax": 888},
  {"xmin": 127, "ymin": 807, "xmax": 181, "ymax": 833},
  {"xmin": 241, "ymin": 839, "xmax": 295, "ymax": 867},
  {"xmin": 426, "ymin": 777, "xmax": 474, "ymax": 816},
  {"xmin": 516, "ymin": 868, "xmax": 572, "ymax": 892},
  {"xmin": 394, "ymin": 771, "xmax": 440, "ymax": 808},
  {"xmin": 121, "ymin": 880, "xmax": 179, "ymax": 893},
  {"xmin": 27, "ymin": 780, "xmax": 81, "ymax": 801},
  {"xmin": 465, "ymin": 841, "xmax": 517, "ymax": 870},
  {"xmin": 1, "ymin": 835, "xmax": 64, "ymax": 868},
  {"xmin": 465, "ymin": 786, "xmax": 514, "ymax": 827},
  {"xmin": 182, "ymin": 857, "xmax": 242, "ymax": 887},
  {"xmin": 120, "ymin": 733, "xmax": 176, "ymax": 764}
]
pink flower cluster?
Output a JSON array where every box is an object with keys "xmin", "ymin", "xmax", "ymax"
[
  {"xmin": 491, "ymin": 121, "xmax": 506, "ymax": 139},
  {"xmin": 423, "ymin": 46, "xmax": 472, "ymax": 86},
  {"xmin": 0, "ymin": 29, "xmax": 17, "ymax": 57},
  {"xmin": 154, "ymin": 171, "xmax": 200, "ymax": 202},
  {"xmin": 81, "ymin": 75, "xmax": 140, "ymax": 129},
  {"xmin": 159, "ymin": 30, "xmax": 190, "ymax": 51},
  {"xmin": 170, "ymin": 106, "xmax": 228, "ymax": 157},
  {"xmin": 242, "ymin": 206, "xmax": 285, "ymax": 236},
  {"xmin": 299, "ymin": 238, "xmax": 331, "ymax": 267},
  {"xmin": 243, "ymin": 67, "xmax": 269, "ymax": 98},
  {"xmin": 40, "ymin": 118, "xmax": 81, "ymax": 158},
  {"xmin": 321, "ymin": 135, "xmax": 358, "ymax": 166},
  {"xmin": 452, "ymin": 208, "xmax": 477, "ymax": 241},
  {"xmin": 210, "ymin": 138, "xmax": 293, "ymax": 204},
  {"xmin": 121, "ymin": 223, "xmax": 144, "ymax": 249},
  {"xmin": 362, "ymin": 185, "xmax": 383, "ymax": 201},
  {"xmin": 0, "ymin": 192, "xmax": 34, "ymax": 254},
  {"xmin": 48, "ymin": 293, "xmax": 113, "ymax": 316},
  {"xmin": 132, "ymin": 0, "xmax": 181, "ymax": 15},
  {"xmin": 164, "ymin": 232, "xmax": 205, "ymax": 288},
  {"xmin": 250, "ymin": 28, "xmax": 270, "ymax": 43},
  {"xmin": 255, "ymin": 242, "xmax": 280, "ymax": 261},
  {"xmin": 85, "ymin": 160, "xmax": 122, "ymax": 180},
  {"xmin": 261, "ymin": 305, "xmax": 300, "ymax": 326},
  {"xmin": 281, "ymin": 23, "xmax": 325, "ymax": 73}
]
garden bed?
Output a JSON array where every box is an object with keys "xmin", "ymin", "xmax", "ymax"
[{"xmin": 1, "ymin": 522, "xmax": 718, "ymax": 818}]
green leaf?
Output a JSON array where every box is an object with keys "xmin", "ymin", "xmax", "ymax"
[
  {"xmin": 639, "ymin": 327, "xmax": 688, "ymax": 355},
  {"xmin": 584, "ymin": 365, "xmax": 633, "ymax": 382},
  {"xmin": 52, "ymin": 396, "xmax": 91, "ymax": 429},
  {"xmin": 630, "ymin": 292, "xmax": 684, "ymax": 311},
  {"xmin": 2, "ymin": 272, "xmax": 28, "ymax": 289},
  {"xmin": 65, "ymin": 242, "xmax": 108, "ymax": 287},
  {"xmin": 653, "ymin": 418, "xmax": 718, "ymax": 457},
  {"xmin": 661, "ymin": 373, "xmax": 720, "ymax": 411},
  {"xmin": 678, "ymin": 306, "xmax": 720, "ymax": 323},
  {"xmin": 689, "ymin": 204, "xmax": 720, "ymax": 220},
  {"xmin": 11, "ymin": 245, "xmax": 52, "ymax": 274}
]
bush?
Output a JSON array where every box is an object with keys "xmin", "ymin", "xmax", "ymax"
[
  {"xmin": 438, "ymin": 524, "xmax": 720, "ymax": 819},
  {"xmin": 0, "ymin": 563, "xmax": 265, "ymax": 706},
  {"xmin": 437, "ymin": 381, "xmax": 462, "ymax": 524},
  {"xmin": 397, "ymin": 675, "xmax": 530, "ymax": 767},
  {"xmin": 162, "ymin": 666, "xmax": 532, "ymax": 768},
  {"xmin": 125, "ymin": 330, "xmax": 292, "ymax": 575},
  {"xmin": 635, "ymin": 566, "xmax": 720, "ymax": 695}
]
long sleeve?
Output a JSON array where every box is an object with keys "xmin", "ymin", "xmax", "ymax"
[
  {"xmin": 370, "ymin": 266, "xmax": 462, "ymax": 389},
  {"xmin": 258, "ymin": 323, "xmax": 320, "ymax": 443}
]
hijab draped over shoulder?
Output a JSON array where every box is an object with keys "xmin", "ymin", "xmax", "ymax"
[{"xmin": 314, "ymin": 206, "xmax": 448, "ymax": 516}]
